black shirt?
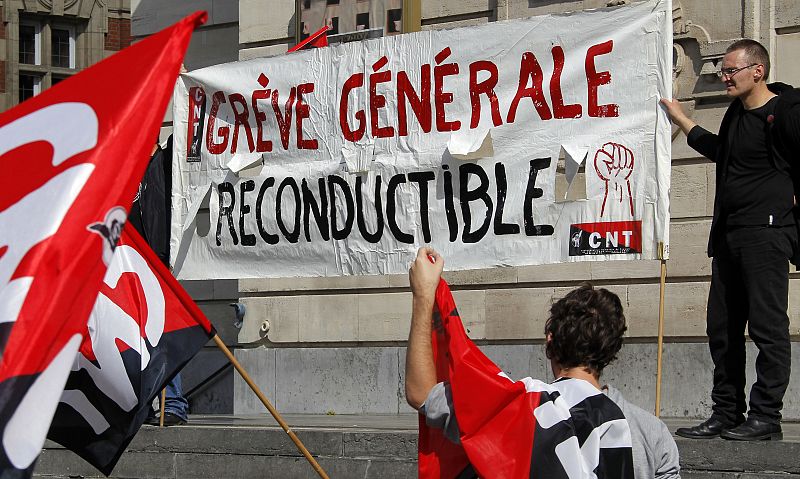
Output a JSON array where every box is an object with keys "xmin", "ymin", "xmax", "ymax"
[{"xmin": 722, "ymin": 96, "xmax": 794, "ymax": 226}]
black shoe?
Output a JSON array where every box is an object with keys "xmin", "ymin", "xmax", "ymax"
[
  {"xmin": 144, "ymin": 413, "xmax": 187, "ymax": 427},
  {"xmin": 676, "ymin": 417, "xmax": 735, "ymax": 439},
  {"xmin": 720, "ymin": 418, "xmax": 782, "ymax": 441}
]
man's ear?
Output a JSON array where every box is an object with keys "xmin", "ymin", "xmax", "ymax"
[{"xmin": 754, "ymin": 64, "xmax": 765, "ymax": 81}]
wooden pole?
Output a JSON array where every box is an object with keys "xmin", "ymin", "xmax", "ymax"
[
  {"xmin": 159, "ymin": 388, "xmax": 166, "ymax": 427},
  {"xmin": 655, "ymin": 242, "xmax": 667, "ymax": 417},
  {"xmin": 212, "ymin": 335, "xmax": 330, "ymax": 479}
]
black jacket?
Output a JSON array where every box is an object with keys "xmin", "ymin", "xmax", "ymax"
[
  {"xmin": 686, "ymin": 82, "xmax": 800, "ymax": 263},
  {"xmin": 129, "ymin": 136, "xmax": 172, "ymax": 266}
]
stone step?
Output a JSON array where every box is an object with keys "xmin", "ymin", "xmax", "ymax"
[{"xmin": 33, "ymin": 415, "xmax": 800, "ymax": 478}]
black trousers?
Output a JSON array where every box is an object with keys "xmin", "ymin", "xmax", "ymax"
[{"xmin": 707, "ymin": 226, "xmax": 795, "ymax": 425}]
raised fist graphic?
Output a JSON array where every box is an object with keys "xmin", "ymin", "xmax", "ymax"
[{"xmin": 594, "ymin": 142, "xmax": 634, "ymax": 217}]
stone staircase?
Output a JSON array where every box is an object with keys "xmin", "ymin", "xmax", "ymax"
[{"xmin": 33, "ymin": 415, "xmax": 800, "ymax": 478}]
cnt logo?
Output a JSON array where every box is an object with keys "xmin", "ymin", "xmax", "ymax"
[
  {"xmin": 568, "ymin": 220, "xmax": 642, "ymax": 256},
  {"xmin": 186, "ymin": 86, "xmax": 206, "ymax": 162}
]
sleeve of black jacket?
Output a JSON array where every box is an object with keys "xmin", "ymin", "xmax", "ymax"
[{"xmin": 686, "ymin": 125, "xmax": 721, "ymax": 162}]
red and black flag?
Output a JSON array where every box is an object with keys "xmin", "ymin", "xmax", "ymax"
[
  {"xmin": 419, "ymin": 280, "xmax": 635, "ymax": 479},
  {"xmin": 47, "ymin": 226, "xmax": 214, "ymax": 475},
  {"xmin": 0, "ymin": 12, "xmax": 205, "ymax": 478}
]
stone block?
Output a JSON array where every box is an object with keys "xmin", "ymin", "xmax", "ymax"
[
  {"xmin": 238, "ymin": 43, "xmax": 291, "ymax": 60},
  {"xmin": 299, "ymin": 294, "xmax": 359, "ymax": 342},
  {"xmin": 484, "ymin": 287, "xmax": 554, "ymax": 340},
  {"xmin": 452, "ymin": 289, "xmax": 487, "ymax": 339},
  {"xmin": 422, "ymin": 16, "xmax": 490, "ymax": 31},
  {"xmin": 421, "ymin": 0, "xmax": 492, "ymax": 20},
  {"xmin": 273, "ymin": 347, "xmax": 403, "ymax": 414},
  {"xmin": 241, "ymin": 274, "xmax": 392, "ymax": 293},
  {"xmin": 34, "ymin": 449, "xmax": 174, "ymax": 478},
  {"xmin": 233, "ymin": 346, "xmax": 277, "ymax": 415},
  {"xmin": 659, "ymin": 342, "xmax": 714, "ymax": 418},
  {"xmin": 480, "ymin": 344, "xmax": 550, "ymax": 382},
  {"xmin": 670, "ymin": 163, "xmax": 711, "ymax": 219},
  {"xmin": 130, "ymin": 426, "xmax": 342, "ymax": 457},
  {"xmin": 443, "ymin": 266, "xmax": 518, "ymax": 286},
  {"xmin": 625, "ymin": 282, "xmax": 708, "ymax": 338},
  {"xmin": 667, "ymin": 220, "xmax": 712, "ymax": 278},
  {"xmin": 241, "ymin": 296, "xmax": 301, "ymax": 343},
  {"xmin": 342, "ymin": 431, "xmax": 417, "ymax": 459},
  {"xmin": 182, "ymin": 348, "xmax": 233, "ymax": 414},
  {"xmin": 239, "ymin": 0, "xmax": 294, "ymax": 44},
  {"xmin": 602, "ymin": 343, "xmax": 658, "ymax": 412},
  {"xmin": 589, "ymin": 260, "xmax": 660, "ymax": 281},
  {"xmin": 180, "ymin": 279, "xmax": 214, "ymax": 300},
  {"xmin": 776, "ymin": 30, "xmax": 800, "ymax": 84},
  {"xmin": 185, "ymin": 23, "xmax": 240, "ymax": 69},
  {"xmin": 357, "ymin": 292, "xmax": 411, "ymax": 342},
  {"xmin": 516, "ymin": 261, "xmax": 592, "ymax": 283},
  {"xmin": 198, "ymin": 300, "xmax": 240, "ymax": 345}
]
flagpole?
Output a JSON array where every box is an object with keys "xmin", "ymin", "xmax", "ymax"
[
  {"xmin": 159, "ymin": 389, "xmax": 166, "ymax": 427},
  {"xmin": 654, "ymin": 242, "xmax": 667, "ymax": 417},
  {"xmin": 212, "ymin": 335, "xmax": 330, "ymax": 479}
]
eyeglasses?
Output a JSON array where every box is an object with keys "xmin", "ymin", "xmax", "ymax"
[{"xmin": 716, "ymin": 63, "xmax": 758, "ymax": 79}]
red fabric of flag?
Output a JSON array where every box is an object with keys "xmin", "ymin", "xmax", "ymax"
[
  {"xmin": 288, "ymin": 25, "xmax": 330, "ymax": 53},
  {"xmin": 419, "ymin": 279, "xmax": 542, "ymax": 479},
  {"xmin": 0, "ymin": 12, "xmax": 205, "ymax": 478}
]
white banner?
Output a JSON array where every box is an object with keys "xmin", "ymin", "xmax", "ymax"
[{"xmin": 171, "ymin": 0, "xmax": 672, "ymax": 279}]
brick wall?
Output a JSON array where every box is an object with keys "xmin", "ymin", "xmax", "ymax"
[{"xmin": 105, "ymin": 17, "xmax": 131, "ymax": 51}]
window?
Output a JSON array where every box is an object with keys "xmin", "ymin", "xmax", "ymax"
[
  {"xmin": 51, "ymin": 27, "xmax": 75, "ymax": 68},
  {"xmin": 356, "ymin": 12, "xmax": 369, "ymax": 31},
  {"xmin": 387, "ymin": 9, "xmax": 402, "ymax": 33},
  {"xmin": 327, "ymin": 0, "xmax": 340, "ymax": 4},
  {"xmin": 16, "ymin": 18, "xmax": 80, "ymax": 104},
  {"xmin": 326, "ymin": 16, "xmax": 339, "ymax": 35},
  {"xmin": 302, "ymin": 0, "xmax": 311, "ymax": 9},
  {"xmin": 19, "ymin": 74, "xmax": 41, "ymax": 102},
  {"xmin": 19, "ymin": 23, "xmax": 40, "ymax": 64}
]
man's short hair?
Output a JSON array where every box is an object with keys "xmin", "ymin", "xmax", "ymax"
[
  {"xmin": 727, "ymin": 39, "xmax": 771, "ymax": 80},
  {"xmin": 544, "ymin": 283, "xmax": 626, "ymax": 376}
]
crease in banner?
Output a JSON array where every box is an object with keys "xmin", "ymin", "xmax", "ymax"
[
  {"xmin": 182, "ymin": 183, "xmax": 212, "ymax": 233},
  {"xmin": 226, "ymin": 152, "xmax": 262, "ymax": 174},
  {"xmin": 562, "ymin": 144, "xmax": 588, "ymax": 199},
  {"xmin": 447, "ymin": 129, "xmax": 494, "ymax": 160},
  {"xmin": 341, "ymin": 141, "xmax": 375, "ymax": 173}
]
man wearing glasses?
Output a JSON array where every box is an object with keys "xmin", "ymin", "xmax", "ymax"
[{"xmin": 661, "ymin": 40, "xmax": 800, "ymax": 441}]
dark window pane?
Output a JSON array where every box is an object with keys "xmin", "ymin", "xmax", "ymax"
[
  {"xmin": 387, "ymin": 9, "xmax": 402, "ymax": 33},
  {"xmin": 19, "ymin": 74, "xmax": 38, "ymax": 102},
  {"xmin": 356, "ymin": 12, "xmax": 369, "ymax": 31},
  {"xmin": 327, "ymin": 0, "xmax": 340, "ymax": 4},
  {"xmin": 327, "ymin": 17, "xmax": 338, "ymax": 35},
  {"xmin": 302, "ymin": 0, "xmax": 310, "ymax": 8},
  {"xmin": 19, "ymin": 25, "xmax": 36, "ymax": 64},
  {"xmin": 300, "ymin": 22, "xmax": 309, "ymax": 40},
  {"xmin": 52, "ymin": 76, "xmax": 66, "ymax": 87},
  {"xmin": 52, "ymin": 28, "xmax": 71, "ymax": 68}
]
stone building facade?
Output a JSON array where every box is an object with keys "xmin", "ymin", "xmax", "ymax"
[
  {"xmin": 137, "ymin": 0, "xmax": 799, "ymax": 420},
  {"xmin": 0, "ymin": 0, "xmax": 130, "ymax": 111}
]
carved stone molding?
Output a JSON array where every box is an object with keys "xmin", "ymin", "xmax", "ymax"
[
  {"xmin": 671, "ymin": 0, "xmax": 735, "ymax": 102},
  {"xmin": 14, "ymin": 0, "xmax": 104, "ymax": 19}
]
